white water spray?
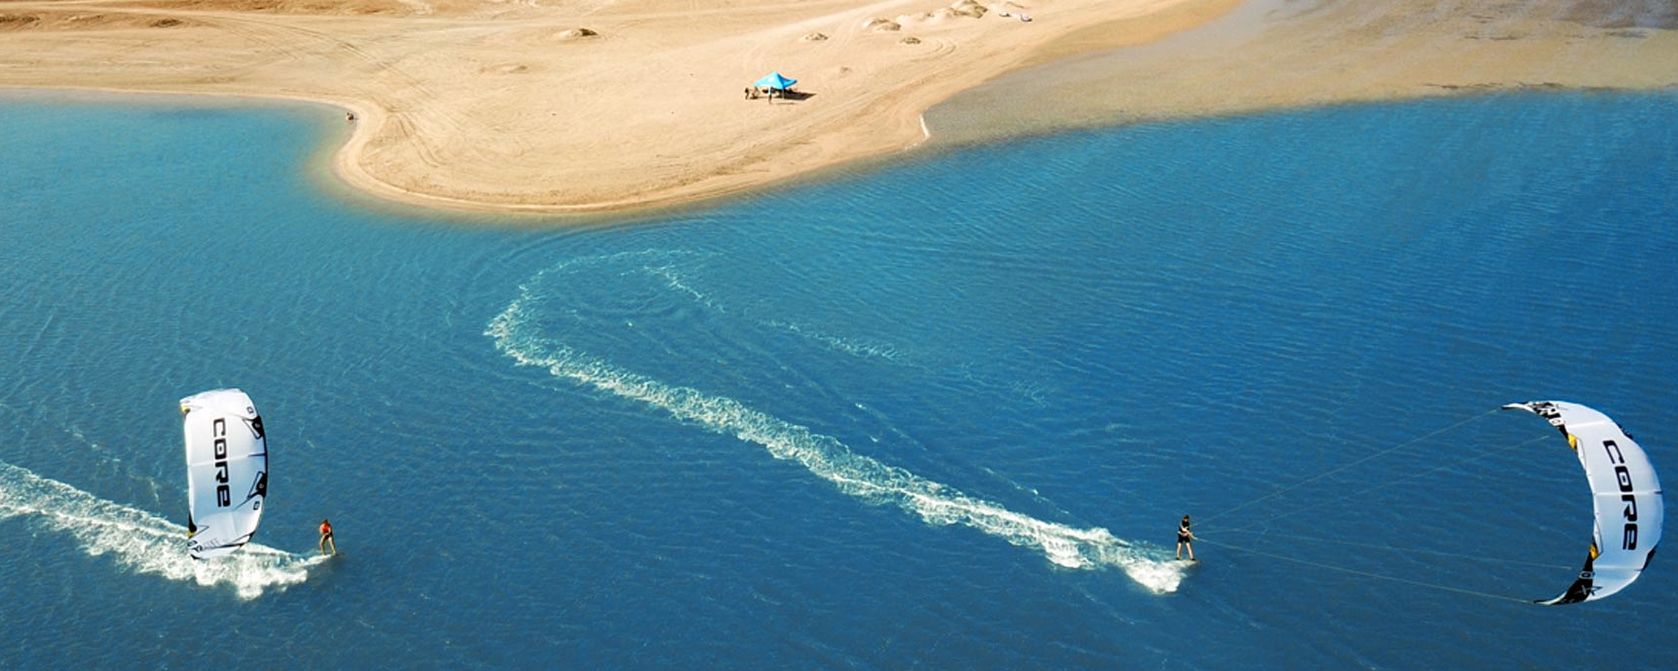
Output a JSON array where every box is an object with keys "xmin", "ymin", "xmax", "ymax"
[{"xmin": 0, "ymin": 460, "xmax": 326, "ymax": 599}]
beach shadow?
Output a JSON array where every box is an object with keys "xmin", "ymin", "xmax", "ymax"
[{"xmin": 744, "ymin": 87, "xmax": 817, "ymax": 103}]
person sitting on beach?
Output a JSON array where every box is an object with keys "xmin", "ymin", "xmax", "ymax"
[
  {"xmin": 319, "ymin": 518, "xmax": 338, "ymax": 556},
  {"xmin": 1176, "ymin": 515, "xmax": 1196, "ymax": 561}
]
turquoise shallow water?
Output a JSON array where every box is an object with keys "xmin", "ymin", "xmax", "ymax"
[{"xmin": 1, "ymin": 91, "xmax": 1675, "ymax": 668}]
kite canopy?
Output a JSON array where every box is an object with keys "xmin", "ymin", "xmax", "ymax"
[
  {"xmin": 1503, "ymin": 401, "xmax": 1664, "ymax": 605},
  {"xmin": 182, "ymin": 389, "xmax": 268, "ymax": 560},
  {"xmin": 754, "ymin": 72, "xmax": 798, "ymax": 91}
]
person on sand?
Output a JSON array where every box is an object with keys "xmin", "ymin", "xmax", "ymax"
[
  {"xmin": 1176, "ymin": 515, "xmax": 1195, "ymax": 561},
  {"xmin": 319, "ymin": 518, "xmax": 337, "ymax": 556}
]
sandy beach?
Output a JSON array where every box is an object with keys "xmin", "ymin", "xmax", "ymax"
[
  {"xmin": 928, "ymin": 0, "xmax": 1678, "ymax": 145},
  {"xmin": 2, "ymin": 0, "xmax": 1673, "ymax": 216}
]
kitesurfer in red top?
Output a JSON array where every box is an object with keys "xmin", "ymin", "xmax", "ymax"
[{"xmin": 319, "ymin": 518, "xmax": 337, "ymax": 556}]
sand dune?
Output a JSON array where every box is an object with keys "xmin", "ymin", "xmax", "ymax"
[{"xmin": 1, "ymin": 0, "xmax": 1672, "ymax": 217}]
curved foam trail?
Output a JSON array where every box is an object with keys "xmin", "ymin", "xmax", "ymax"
[
  {"xmin": 487, "ymin": 271, "xmax": 1185, "ymax": 594},
  {"xmin": 0, "ymin": 460, "xmax": 327, "ymax": 599},
  {"xmin": 643, "ymin": 260, "xmax": 902, "ymax": 364},
  {"xmin": 762, "ymin": 319, "xmax": 904, "ymax": 363}
]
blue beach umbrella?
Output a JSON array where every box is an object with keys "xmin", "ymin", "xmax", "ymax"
[{"xmin": 754, "ymin": 72, "xmax": 798, "ymax": 92}]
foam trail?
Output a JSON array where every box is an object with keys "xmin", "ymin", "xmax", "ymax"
[
  {"xmin": 642, "ymin": 260, "xmax": 903, "ymax": 364},
  {"xmin": 487, "ymin": 272, "xmax": 1185, "ymax": 594},
  {"xmin": 762, "ymin": 319, "xmax": 904, "ymax": 363},
  {"xmin": 644, "ymin": 263, "xmax": 728, "ymax": 314},
  {"xmin": 0, "ymin": 460, "xmax": 327, "ymax": 599}
]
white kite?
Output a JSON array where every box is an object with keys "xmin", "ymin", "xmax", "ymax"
[
  {"xmin": 1504, "ymin": 401, "xmax": 1663, "ymax": 604},
  {"xmin": 181, "ymin": 389, "xmax": 268, "ymax": 560}
]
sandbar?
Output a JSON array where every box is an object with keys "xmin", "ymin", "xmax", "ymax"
[{"xmin": 1, "ymin": 0, "xmax": 1673, "ymax": 216}]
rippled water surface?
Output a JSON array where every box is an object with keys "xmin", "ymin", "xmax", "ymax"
[{"xmin": 1, "ymin": 91, "xmax": 1674, "ymax": 668}]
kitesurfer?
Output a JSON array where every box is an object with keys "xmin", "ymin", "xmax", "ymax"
[
  {"xmin": 319, "ymin": 518, "xmax": 337, "ymax": 556},
  {"xmin": 1176, "ymin": 515, "xmax": 1196, "ymax": 561}
]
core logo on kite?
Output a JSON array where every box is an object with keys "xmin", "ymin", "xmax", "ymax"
[{"xmin": 1604, "ymin": 440, "xmax": 1641, "ymax": 550}]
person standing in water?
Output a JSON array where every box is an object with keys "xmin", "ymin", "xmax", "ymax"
[
  {"xmin": 319, "ymin": 518, "xmax": 337, "ymax": 556},
  {"xmin": 1176, "ymin": 515, "xmax": 1195, "ymax": 561}
]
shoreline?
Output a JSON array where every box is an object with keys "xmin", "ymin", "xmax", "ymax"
[
  {"xmin": 0, "ymin": 0, "xmax": 1247, "ymax": 219},
  {"xmin": 2, "ymin": 0, "xmax": 1675, "ymax": 219},
  {"xmin": 2, "ymin": 0, "xmax": 1251, "ymax": 218}
]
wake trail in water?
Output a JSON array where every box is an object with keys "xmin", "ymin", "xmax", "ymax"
[
  {"xmin": 760, "ymin": 319, "xmax": 905, "ymax": 363},
  {"xmin": 643, "ymin": 256, "xmax": 904, "ymax": 365},
  {"xmin": 0, "ymin": 460, "xmax": 327, "ymax": 599},
  {"xmin": 487, "ymin": 262, "xmax": 1185, "ymax": 594}
]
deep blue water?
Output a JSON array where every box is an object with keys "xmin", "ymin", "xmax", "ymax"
[{"xmin": 2, "ymin": 90, "xmax": 1675, "ymax": 669}]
